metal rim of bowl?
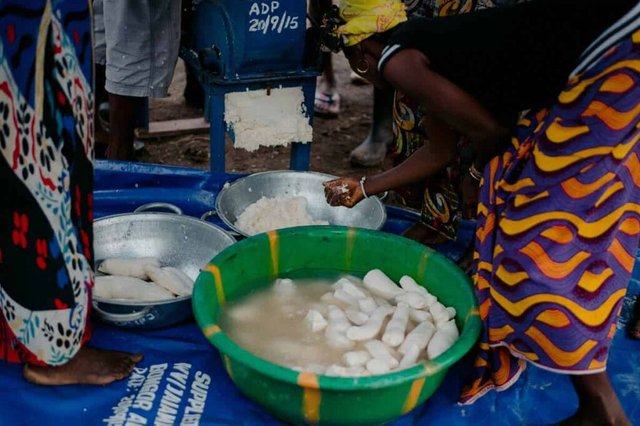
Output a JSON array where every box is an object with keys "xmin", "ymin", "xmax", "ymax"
[
  {"xmin": 214, "ymin": 170, "xmax": 388, "ymax": 237},
  {"xmin": 92, "ymin": 294, "xmax": 191, "ymax": 305},
  {"xmin": 194, "ymin": 225, "xmax": 482, "ymax": 391},
  {"xmin": 93, "ymin": 211, "xmax": 236, "ymax": 306}
]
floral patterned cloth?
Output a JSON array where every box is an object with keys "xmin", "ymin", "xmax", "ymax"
[{"xmin": 0, "ymin": 0, "xmax": 94, "ymax": 366}]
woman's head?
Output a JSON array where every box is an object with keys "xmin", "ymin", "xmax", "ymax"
[
  {"xmin": 321, "ymin": 0, "xmax": 406, "ymax": 86},
  {"xmin": 336, "ymin": 0, "xmax": 407, "ymax": 47}
]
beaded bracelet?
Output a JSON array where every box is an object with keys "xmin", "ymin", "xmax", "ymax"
[{"xmin": 360, "ymin": 176, "xmax": 369, "ymax": 198}]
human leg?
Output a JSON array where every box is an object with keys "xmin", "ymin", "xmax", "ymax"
[
  {"xmin": 315, "ymin": 52, "xmax": 341, "ymax": 118},
  {"xmin": 350, "ymin": 87, "xmax": 393, "ymax": 166},
  {"xmin": 93, "ymin": 0, "xmax": 109, "ymax": 157},
  {"xmin": 102, "ymin": 0, "xmax": 181, "ymax": 160},
  {"xmin": 105, "ymin": 94, "xmax": 144, "ymax": 161},
  {"xmin": 560, "ymin": 373, "xmax": 630, "ymax": 426},
  {"xmin": 93, "ymin": 63, "xmax": 110, "ymax": 158},
  {"xmin": 184, "ymin": 64, "xmax": 204, "ymax": 110},
  {"xmin": 181, "ymin": 0, "xmax": 204, "ymax": 109}
]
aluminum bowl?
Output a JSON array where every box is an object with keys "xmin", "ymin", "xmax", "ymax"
[
  {"xmin": 93, "ymin": 203, "xmax": 236, "ymax": 329},
  {"xmin": 213, "ymin": 170, "xmax": 386, "ymax": 237}
]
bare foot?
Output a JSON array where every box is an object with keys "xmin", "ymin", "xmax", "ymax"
[
  {"xmin": 349, "ymin": 89, "xmax": 393, "ymax": 168},
  {"xmin": 349, "ymin": 134, "xmax": 388, "ymax": 167},
  {"xmin": 560, "ymin": 373, "xmax": 631, "ymax": 426},
  {"xmin": 23, "ymin": 346, "xmax": 143, "ymax": 386}
]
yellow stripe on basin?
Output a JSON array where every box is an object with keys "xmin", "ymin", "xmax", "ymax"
[
  {"xmin": 204, "ymin": 264, "xmax": 225, "ymax": 304},
  {"xmin": 223, "ymin": 354, "xmax": 234, "ymax": 381},
  {"xmin": 267, "ymin": 230, "xmax": 279, "ymax": 277},
  {"xmin": 297, "ymin": 373, "xmax": 321, "ymax": 424},
  {"xmin": 416, "ymin": 249, "xmax": 431, "ymax": 283},
  {"xmin": 402, "ymin": 377, "xmax": 426, "ymax": 414},
  {"xmin": 465, "ymin": 308, "xmax": 480, "ymax": 325},
  {"xmin": 203, "ymin": 324, "xmax": 221, "ymax": 338}
]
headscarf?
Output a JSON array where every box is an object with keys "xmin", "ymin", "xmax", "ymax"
[{"xmin": 336, "ymin": 0, "xmax": 408, "ymax": 47}]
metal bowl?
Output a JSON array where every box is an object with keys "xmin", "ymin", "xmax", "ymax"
[
  {"xmin": 93, "ymin": 203, "xmax": 236, "ymax": 329},
  {"xmin": 214, "ymin": 170, "xmax": 387, "ymax": 237}
]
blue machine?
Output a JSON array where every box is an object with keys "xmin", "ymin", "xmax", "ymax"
[{"xmin": 181, "ymin": 0, "xmax": 320, "ymax": 172}]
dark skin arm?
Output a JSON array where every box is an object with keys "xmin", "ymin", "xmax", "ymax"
[
  {"xmin": 383, "ymin": 49, "xmax": 509, "ymax": 167},
  {"xmin": 368, "ymin": 116, "xmax": 458, "ymax": 194},
  {"xmin": 325, "ymin": 44, "xmax": 507, "ymax": 214},
  {"xmin": 325, "ymin": 117, "xmax": 456, "ymax": 206},
  {"xmin": 385, "ymin": 49, "xmax": 509, "ymax": 217}
]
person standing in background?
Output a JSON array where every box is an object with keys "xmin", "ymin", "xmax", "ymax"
[
  {"xmin": 93, "ymin": 0, "xmax": 182, "ymax": 160},
  {"xmin": 312, "ymin": 0, "xmax": 343, "ymax": 119}
]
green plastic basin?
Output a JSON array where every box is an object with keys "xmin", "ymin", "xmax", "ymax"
[{"xmin": 193, "ymin": 226, "xmax": 481, "ymax": 425}]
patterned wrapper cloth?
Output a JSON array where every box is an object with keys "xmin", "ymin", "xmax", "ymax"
[
  {"xmin": 461, "ymin": 28, "xmax": 640, "ymax": 404},
  {"xmin": 0, "ymin": 0, "xmax": 94, "ymax": 366}
]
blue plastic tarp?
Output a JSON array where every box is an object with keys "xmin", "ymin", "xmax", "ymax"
[{"xmin": 0, "ymin": 161, "xmax": 637, "ymax": 426}]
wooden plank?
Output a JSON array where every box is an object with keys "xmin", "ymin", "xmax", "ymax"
[{"xmin": 136, "ymin": 117, "xmax": 209, "ymax": 139}]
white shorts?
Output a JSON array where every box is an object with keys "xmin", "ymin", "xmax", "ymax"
[{"xmin": 93, "ymin": 0, "xmax": 181, "ymax": 98}]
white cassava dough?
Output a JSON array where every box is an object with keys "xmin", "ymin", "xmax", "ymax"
[
  {"xmin": 95, "ymin": 258, "xmax": 195, "ymax": 301},
  {"xmin": 220, "ymin": 272, "xmax": 460, "ymax": 377},
  {"xmin": 235, "ymin": 196, "xmax": 329, "ymax": 235},
  {"xmin": 224, "ymin": 86, "xmax": 313, "ymax": 152}
]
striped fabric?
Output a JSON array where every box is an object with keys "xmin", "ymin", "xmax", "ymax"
[{"xmin": 460, "ymin": 19, "xmax": 640, "ymax": 404}]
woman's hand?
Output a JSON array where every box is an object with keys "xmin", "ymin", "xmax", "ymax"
[{"xmin": 323, "ymin": 177, "xmax": 364, "ymax": 208}]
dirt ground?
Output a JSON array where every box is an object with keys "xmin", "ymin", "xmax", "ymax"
[{"xmin": 138, "ymin": 55, "xmax": 393, "ymax": 177}]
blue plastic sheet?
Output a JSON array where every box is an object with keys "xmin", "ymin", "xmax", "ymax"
[{"xmin": 0, "ymin": 161, "xmax": 638, "ymax": 425}]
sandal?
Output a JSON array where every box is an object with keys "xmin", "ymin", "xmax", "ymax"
[{"xmin": 314, "ymin": 90, "xmax": 340, "ymax": 118}]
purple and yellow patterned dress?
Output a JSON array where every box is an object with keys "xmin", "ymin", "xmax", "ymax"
[
  {"xmin": 0, "ymin": 0, "xmax": 94, "ymax": 366},
  {"xmin": 461, "ymin": 14, "xmax": 640, "ymax": 403}
]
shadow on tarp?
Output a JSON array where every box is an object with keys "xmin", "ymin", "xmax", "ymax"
[{"xmin": 0, "ymin": 161, "xmax": 637, "ymax": 425}]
